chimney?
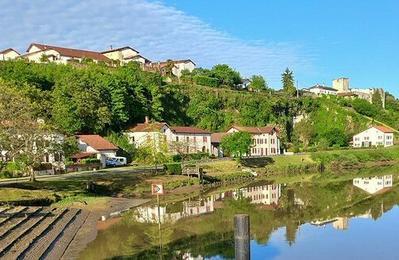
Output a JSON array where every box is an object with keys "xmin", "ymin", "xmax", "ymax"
[{"xmin": 145, "ymin": 116, "xmax": 150, "ymax": 124}]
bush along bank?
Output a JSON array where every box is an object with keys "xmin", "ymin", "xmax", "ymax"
[{"xmin": 311, "ymin": 146, "xmax": 399, "ymax": 171}]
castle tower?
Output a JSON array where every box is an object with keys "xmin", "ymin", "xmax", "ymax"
[{"xmin": 332, "ymin": 77, "xmax": 350, "ymax": 93}]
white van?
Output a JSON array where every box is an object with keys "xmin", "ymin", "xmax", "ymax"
[{"xmin": 105, "ymin": 156, "xmax": 127, "ymax": 167}]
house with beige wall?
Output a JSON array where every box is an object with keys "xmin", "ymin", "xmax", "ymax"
[
  {"xmin": 145, "ymin": 59, "xmax": 196, "ymax": 78},
  {"xmin": 125, "ymin": 118, "xmax": 211, "ymax": 155},
  {"xmin": 227, "ymin": 126, "xmax": 281, "ymax": 156},
  {"xmin": 101, "ymin": 46, "xmax": 151, "ymax": 65},
  {"xmin": 20, "ymin": 43, "xmax": 111, "ymax": 64},
  {"xmin": 0, "ymin": 48, "xmax": 20, "ymax": 61}
]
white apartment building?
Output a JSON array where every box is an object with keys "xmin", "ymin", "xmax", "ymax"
[
  {"xmin": 353, "ymin": 175, "xmax": 393, "ymax": 194},
  {"xmin": 101, "ymin": 46, "xmax": 151, "ymax": 65},
  {"xmin": 352, "ymin": 126, "xmax": 394, "ymax": 148},
  {"xmin": 227, "ymin": 126, "xmax": 281, "ymax": 156}
]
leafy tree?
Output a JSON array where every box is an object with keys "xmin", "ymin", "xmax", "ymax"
[
  {"xmin": 321, "ymin": 128, "xmax": 348, "ymax": 147},
  {"xmin": 250, "ymin": 75, "xmax": 268, "ymax": 92},
  {"xmin": 221, "ymin": 132, "xmax": 252, "ymax": 158},
  {"xmin": 212, "ymin": 64, "xmax": 241, "ymax": 88},
  {"xmin": 352, "ymin": 98, "xmax": 379, "ymax": 117},
  {"xmin": 294, "ymin": 119, "xmax": 314, "ymax": 148},
  {"xmin": 281, "ymin": 68, "xmax": 296, "ymax": 96},
  {"xmin": 372, "ymin": 90, "xmax": 383, "ymax": 108}
]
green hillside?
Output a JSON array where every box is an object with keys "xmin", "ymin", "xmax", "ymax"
[{"xmin": 0, "ymin": 60, "xmax": 398, "ymax": 150}]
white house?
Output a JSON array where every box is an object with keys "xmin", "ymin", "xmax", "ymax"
[
  {"xmin": 227, "ymin": 126, "xmax": 281, "ymax": 156},
  {"xmin": 352, "ymin": 126, "xmax": 394, "ymax": 148},
  {"xmin": 126, "ymin": 118, "xmax": 212, "ymax": 155},
  {"xmin": 21, "ymin": 43, "xmax": 111, "ymax": 64},
  {"xmin": 353, "ymin": 175, "xmax": 393, "ymax": 194},
  {"xmin": 101, "ymin": 46, "xmax": 151, "ymax": 65},
  {"xmin": 306, "ymin": 84, "xmax": 338, "ymax": 96},
  {"xmin": 145, "ymin": 59, "xmax": 196, "ymax": 78},
  {"xmin": 0, "ymin": 48, "xmax": 20, "ymax": 61},
  {"xmin": 74, "ymin": 135, "xmax": 118, "ymax": 168}
]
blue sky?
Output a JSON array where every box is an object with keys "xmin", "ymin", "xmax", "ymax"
[{"xmin": 1, "ymin": 0, "xmax": 398, "ymax": 95}]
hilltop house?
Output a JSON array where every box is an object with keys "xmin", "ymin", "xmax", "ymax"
[
  {"xmin": 20, "ymin": 43, "xmax": 111, "ymax": 64},
  {"xmin": 306, "ymin": 84, "xmax": 338, "ymax": 96},
  {"xmin": 101, "ymin": 46, "xmax": 151, "ymax": 65},
  {"xmin": 227, "ymin": 126, "xmax": 281, "ymax": 156},
  {"xmin": 125, "ymin": 118, "xmax": 211, "ymax": 155},
  {"xmin": 145, "ymin": 59, "xmax": 196, "ymax": 78},
  {"xmin": 0, "ymin": 48, "xmax": 20, "ymax": 61},
  {"xmin": 73, "ymin": 135, "xmax": 118, "ymax": 168},
  {"xmin": 352, "ymin": 126, "xmax": 394, "ymax": 148}
]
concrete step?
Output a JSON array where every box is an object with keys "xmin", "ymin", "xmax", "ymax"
[
  {"xmin": 2, "ymin": 208, "xmax": 68, "ymax": 260},
  {"xmin": 19, "ymin": 208, "xmax": 80, "ymax": 260},
  {"xmin": 0, "ymin": 207, "xmax": 27, "ymax": 226},
  {"xmin": 42, "ymin": 210, "xmax": 89, "ymax": 260},
  {"xmin": 0, "ymin": 207, "xmax": 42, "ymax": 239},
  {"xmin": 0, "ymin": 208, "xmax": 52, "ymax": 255}
]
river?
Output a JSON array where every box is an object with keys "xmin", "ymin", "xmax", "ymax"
[{"xmin": 80, "ymin": 174, "xmax": 399, "ymax": 259}]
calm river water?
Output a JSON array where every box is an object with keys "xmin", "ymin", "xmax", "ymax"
[{"xmin": 80, "ymin": 174, "xmax": 399, "ymax": 259}]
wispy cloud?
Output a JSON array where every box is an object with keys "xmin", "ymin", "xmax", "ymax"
[{"xmin": 0, "ymin": 0, "xmax": 315, "ymax": 87}]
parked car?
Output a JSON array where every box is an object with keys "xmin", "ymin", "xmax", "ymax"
[{"xmin": 105, "ymin": 157, "xmax": 127, "ymax": 167}]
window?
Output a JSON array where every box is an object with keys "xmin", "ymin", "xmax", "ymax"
[
  {"xmin": 176, "ymin": 136, "xmax": 179, "ymax": 142},
  {"xmin": 264, "ymin": 139, "xmax": 267, "ymax": 144},
  {"xmin": 203, "ymin": 136, "xmax": 207, "ymax": 142},
  {"xmin": 186, "ymin": 137, "xmax": 189, "ymax": 142},
  {"xmin": 378, "ymin": 136, "xmax": 383, "ymax": 139},
  {"xmin": 193, "ymin": 137, "xmax": 196, "ymax": 143},
  {"xmin": 271, "ymin": 139, "xmax": 275, "ymax": 144}
]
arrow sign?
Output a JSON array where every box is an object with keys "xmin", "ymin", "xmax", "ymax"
[{"xmin": 152, "ymin": 183, "xmax": 164, "ymax": 195}]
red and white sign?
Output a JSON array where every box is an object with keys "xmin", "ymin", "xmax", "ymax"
[{"xmin": 151, "ymin": 183, "xmax": 164, "ymax": 195}]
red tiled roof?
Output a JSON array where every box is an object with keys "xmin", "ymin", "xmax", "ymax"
[
  {"xmin": 171, "ymin": 126, "xmax": 210, "ymax": 134},
  {"xmin": 101, "ymin": 46, "xmax": 139, "ymax": 54},
  {"xmin": 0, "ymin": 48, "xmax": 19, "ymax": 55},
  {"xmin": 211, "ymin": 132, "xmax": 228, "ymax": 143},
  {"xmin": 231, "ymin": 125, "xmax": 277, "ymax": 135},
  {"xmin": 373, "ymin": 125, "xmax": 394, "ymax": 133},
  {"xmin": 71, "ymin": 152, "xmax": 97, "ymax": 159},
  {"xmin": 27, "ymin": 43, "xmax": 110, "ymax": 62},
  {"xmin": 77, "ymin": 135, "xmax": 118, "ymax": 151},
  {"xmin": 127, "ymin": 122, "xmax": 168, "ymax": 132}
]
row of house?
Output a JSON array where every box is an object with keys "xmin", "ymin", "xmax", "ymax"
[
  {"xmin": 305, "ymin": 77, "xmax": 386, "ymax": 108},
  {"xmin": 124, "ymin": 117, "xmax": 282, "ymax": 157},
  {"xmin": 0, "ymin": 43, "xmax": 196, "ymax": 78}
]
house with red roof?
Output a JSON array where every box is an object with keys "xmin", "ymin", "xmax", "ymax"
[
  {"xmin": 125, "ymin": 117, "xmax": 211, "ymax": 155},
  {"xmin": 226, "ymin": 125, "xmax": 281, "ymax": 156},
  {"xmin": 74, "ymin": 135, "xmax": 118, "ymax": 167},
  {"xmin": 101, "ymin": 46, "xmax": 151, "ymax": 65},
  {"xmin": 353, "ymin": 125, "xmax": 394, "ymax": 148},
  {"xmin": 21, "ymin": 43, "xmax": 111, "ymax": 64}
]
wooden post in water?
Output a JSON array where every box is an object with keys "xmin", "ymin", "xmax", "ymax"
[{"xmin": 234, "ymin": 214, "xmax": 250, "ymax": 260}]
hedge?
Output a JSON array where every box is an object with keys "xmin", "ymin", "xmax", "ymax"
[{"xmin": 164, "ymin": 162, "xmax": 182, "ymax": 175}]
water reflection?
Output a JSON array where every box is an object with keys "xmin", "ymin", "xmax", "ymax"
[
  {"xmin": 353, "ymin": 175, "xmax": 393, "ymax": 194},
  {"xmin": 134, "ymin": 183, "xmax": 282, "ymax": 224}
]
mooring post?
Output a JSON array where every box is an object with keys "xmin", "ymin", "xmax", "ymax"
[{"xmin": 234, "ymin": 214, "xmax": 250, "ymax": 260}]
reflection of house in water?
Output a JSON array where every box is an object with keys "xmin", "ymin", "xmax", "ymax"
[
  {"xmin": 332, "ymin": 217, "xmax": 348, "ymax": 230},
  {"xmin": 134, "ymin": 195, "xmax": 218, "ymax": 224},
  {"xmin": 233, "ymin": 184, "xmax": 282, "ymax": 205},
  {"xmin": 353, "ymin": 175, "xmax": 393, "ymax": 194}
]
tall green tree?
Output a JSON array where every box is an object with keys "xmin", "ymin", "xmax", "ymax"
[
  {"xmin": 250, "ymin": 75, "xmax": 268, "ymax": 92},
  {"xmin": 221, "ymin": 132, "xmax": 252, "ymax": 158},
  {"xmin": 212, "ymin": 64, "xmax": 241, "ymax": 88},
  {"xmin": 281, "ymin": 68, "xmax": 296, "ymax": 96},
  {"xmin": 372, "ymin": 90, "xmax": 383, "ymax": 108}
]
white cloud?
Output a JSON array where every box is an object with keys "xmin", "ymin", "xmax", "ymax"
[{"xmin": 0, "ymin": 0, "xmax": 315, "ymax": 87}]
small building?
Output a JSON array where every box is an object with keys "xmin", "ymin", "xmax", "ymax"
[
  {"xmin": 125, "ymin": 117, "xmax": 169, "ymax": 150},
  {"xmin": 145, "ymin": 59, "xmax": 196, "ymax": 78},
  {"xmin": 227, "ymin": 125, "xmax": 281, "ymax": 156},
  {"xmin": 306, "ymin": 84, "xmax": 337, "ymax": 96},
  {"xmin": 211, "ymin": 132, "xmax": 227, "ymax": 157},
  {"xmin": 332, "ymin": 77, "xmax": 350, "ymax": 93},
  {"xmin": 74, "ymin": 135, "xmax": 118, "ymax": 168},
  {"xmin": 101, "ymin": 46, "xmax": 151, "ymax": 65},
  {"xmin": 21, "ymin": 43, "xmax": 111, "ymax": 64},
  {"xmin": 238, "ymin": 78, "xmax": 251, "ymax": 90},
  {"xmin": 0, "ymin": 48, "xmax": 20, "ymax": 61},
  {"xmin": 352, "ymin": 126, "xmax": 394, "ymax": 148}
]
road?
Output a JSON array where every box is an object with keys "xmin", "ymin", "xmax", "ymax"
[{"xmin": 0, "ymin": 165, "xmax": 165, "ymax": 186}]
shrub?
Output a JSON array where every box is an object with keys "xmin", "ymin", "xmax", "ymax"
[
  {"xmin": 81, "ymin": 158, "xmax": 101, "ymax": 164},
  {"xmin": 164, "ymin": 162, "xmax": 182, "ymax": 175},
  {"xmin": 193, "ymin": 75, "xmax": 220, "ymax": 87}
]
